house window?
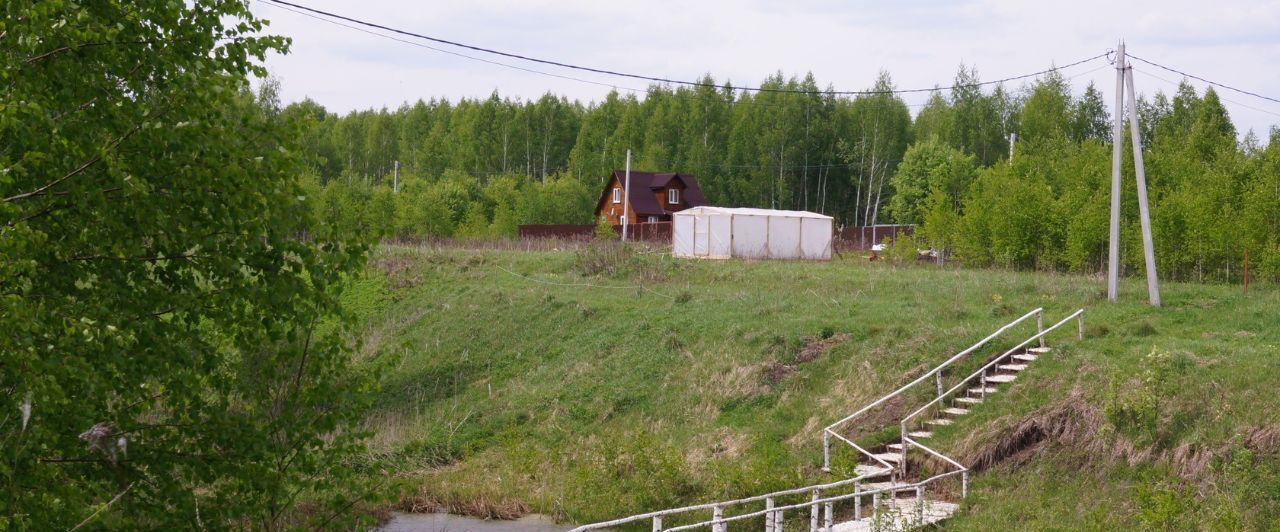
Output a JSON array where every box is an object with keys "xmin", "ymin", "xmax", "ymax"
[
  {"xmin": 647, "ymin": 216, "xmax": 658, "ymax": 223},
  {"xmin": 613, "ymin": 188, "xmax": 621, "ymax": 203},
  {"xmin": 668, "ymin": 188, "xmax": 679, "ymax": 204}
]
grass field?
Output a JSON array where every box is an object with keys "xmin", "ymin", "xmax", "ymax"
[{"xmin": 343, "ymin": 240, "xmax": 1280, "ymax": 529}]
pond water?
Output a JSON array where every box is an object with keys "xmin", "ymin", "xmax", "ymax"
[{"xmin": 379, "ymin": 512, "xmax": 571, "ymax": 532}]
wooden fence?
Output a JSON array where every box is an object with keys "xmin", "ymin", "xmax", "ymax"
[
  {"xmin": 835, "ymin": 225, "xmax": 914, "ymax": 251},
  {"xmin": 518, "ymin": 222, "xmax": 672, "ymax": 243}
]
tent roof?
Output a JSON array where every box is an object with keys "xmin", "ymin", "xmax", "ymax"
[{"xmin": 675, "ymin": 206, "xmax": 833, "ymax": 220}]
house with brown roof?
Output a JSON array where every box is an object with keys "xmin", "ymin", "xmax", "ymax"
[{"xmin": 593, "ymin": 170, "xmax": 707, "ymax": 225}]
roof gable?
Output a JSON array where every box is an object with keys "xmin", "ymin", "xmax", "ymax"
[{"xmin": 594, "ymin": 170, "xmax": 709, "ymax": 217}]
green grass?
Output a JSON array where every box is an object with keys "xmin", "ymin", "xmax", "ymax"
[{"xmin": 342, "ymin": 241, "xmax": 1280, "ymax": 528}]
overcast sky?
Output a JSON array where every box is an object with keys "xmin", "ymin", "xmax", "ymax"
[{"xmin": 250, "ymin": 0, "xmax": 1280, "ymax": 141}]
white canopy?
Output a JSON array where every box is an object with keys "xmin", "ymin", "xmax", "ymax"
[{"xmin": 672, "ymin": 206, "xmax": 833, "ymax": 260}]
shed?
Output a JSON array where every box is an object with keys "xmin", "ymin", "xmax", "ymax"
[{"xmin": 672, "ymin": 207, "xmax": 833, "ymax": 260}]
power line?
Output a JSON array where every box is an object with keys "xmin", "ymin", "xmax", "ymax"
[
  {"xmin": 258, "ymin": 0, "xmax": 936, "ymax": 113},
  {"xmin": 1130, "ymin": 67, "xmax": 1280, "ymax": 120},
  {"xmin": 1126, "ymin": 53, "xmax": 1280, "ymax": 106},
  {"xmin": 258, "ymin": 0, "xmax": 913, "ymax": 112},
  {"xmin": 261, "ymin": 0, "xmax": 1109, "ymax": 97},
  {"xmin": 257, "ymin": 0, "xmax": 648, "ymax": 94}
]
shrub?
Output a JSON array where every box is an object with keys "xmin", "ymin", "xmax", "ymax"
[
  {"xmin": 574, "ymin": 241, "xmax": 631, "ymax": 276},
  {"xmin": 594, "ymin": 217, "xmax": 618, "ymax": 240}
]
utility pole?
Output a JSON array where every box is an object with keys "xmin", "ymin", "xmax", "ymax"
[
  {"xmin": 621, "ymin": 149, "xmax": 631, "ymax": 242},
  {"xmin": 393, "ymin": 160, "xmax": 399, "ymax": 193},
  {"xmin": 1124, "ymin": 61, "xmax": 1161, "ymax": 306},
  {"xmin": 1108, "ymin": 43, "xmax": 1125, "ymax": 302},
  {"xmin": 1107, "ymin": 41, "xmax": 1161, "ymax": 307}
]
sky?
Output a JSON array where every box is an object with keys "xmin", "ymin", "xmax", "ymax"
[{"xmin": 249, "ymin": 0, "xmax": 1280, "ymax": 141}]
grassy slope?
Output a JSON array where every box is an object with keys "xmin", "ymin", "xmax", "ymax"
[{"xmin": 344, "ymin": 242, "xmax": 1280, "ymax": 529}]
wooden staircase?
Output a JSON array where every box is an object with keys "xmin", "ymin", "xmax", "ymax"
[
  {"xmin": 568, "ymin": 310, "xmax": 1085, "ymax": 532},
  {"xmin": 830, "ymin": 344, "xmax": 1056, "ymax": 530}
]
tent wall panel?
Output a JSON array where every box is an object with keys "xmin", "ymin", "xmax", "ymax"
[
  {"xmin": 800, "ymin": 217, "xmax": 833, "ymax": 260},
  {"xmin": 692, "ymin": 212, "xmax": 710, "ymax": 257},
  {"xmin": 767, "ymin": 216, "xmax": 801, "ymax": 259},
  {"xmin": 708, "ymin": 214, "xmax": 732, "ymax": 259},
  {"xmin": 731, "ymin": 215, "xmax": 769, "ymax": 258},
  {"xmin": 673, "ymin": 215, "xmax": 695, "ymax": 257}
]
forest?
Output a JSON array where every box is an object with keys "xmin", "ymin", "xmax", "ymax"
[{"xmin": 282, "ymin": 67, "xmax": 1280, "ymax": 282}]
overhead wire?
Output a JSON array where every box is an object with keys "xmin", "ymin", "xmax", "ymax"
[
  {"xmin": 1130, "ymin": 67, "xmax": 1280, "ymax": 120},
  {"xmin": 257, "ymin": 0, "xmax": 1119, "ymax": 120},
  {"xmin": 1126, "ymin": 53, "xmax": 1280, "ymax": 106},
  {"xmin": 260, "ymin": 0, "xmax": 1110, "ymax": 97},
  {"xmin": 257, "ymin": 0, "xmax": 927, "ymax": 112},
  {"xmin": 257, "ymin": 0, "xmax": 649, "ymax": 94}
]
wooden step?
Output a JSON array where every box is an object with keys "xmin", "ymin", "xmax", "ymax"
[
  {"xmin": 870, "ymin": 452, "xmax": 902, "ymax": 464},
  {"xmin": 860, "ymin": 482, "xmax": 919, "ymax": 499},
  {"xmin": 1012, "ymin": 353, "xmax": 1038, "ymax": 362},
  {"xmin": 854, "ymin": 464, "xmax": 892, "ymax": 477},
  {"xmin": 968, "ymin": 386, "xmax": 998, "ymax": 395},
  {"xmin": 998, "ymin": 363, "xmax": 1028, "ymax": 371},
  {"xmin": 1027, "ymin": 347, "xmax": 1051, "ymax": 354},
  {"xmin": 925, "ymin": 418, "xmax": 953, "ymax": 426},
  {"xmin": 886, "ymin": 443, "xmax": 905, "ymax": 451},
  {"xmin": 986, "ymin": 374, "xmax": 1017, "ymax": 383},
  {"xmin": 942, "ymin": 407, "xmax": 970, "ymax": 416},
  {"xmin": 862, "ymin": 481, "xmax": 900, "ymax": 491},
  {"xmin": 907, "ymin": 431, "xmax": 933, "ymax": 439},
  {"xmin": 831, "ymin": 499, "xmax": 960, "ymax": 531},
  {"xmin": 955, "ymin": 396, "xmax": 983, "ymax": 404}
]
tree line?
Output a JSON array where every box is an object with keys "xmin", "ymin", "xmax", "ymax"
[{"xmin": 285, "ymin": 65, "xmax": 1279, "ymax": 282}]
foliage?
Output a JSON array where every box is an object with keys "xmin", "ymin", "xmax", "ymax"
[
  {"xmin": 1103, "ymin": 347, "xmax": 1190, "ymax": 442},
  {"xmin": 880, "ymin": 233, "xmax": 923, "ymax": 264},
  {"xmin": 311, "ymin": 171, "xmax": 597, "ymax": 241},
  {"xmin": 1, "ymin": 1, "xmax": 372, "ymax": 528},
  {"xmin": 594, "ymin": 216, "xmax": 618, "ymax": 240},
  {"xmin": 888, "ymin": 140, "xmax": 975, "ymax": 226},
  {"xmin": 574, "ymin": 241, "xmax": 634, "ymax": 276}
]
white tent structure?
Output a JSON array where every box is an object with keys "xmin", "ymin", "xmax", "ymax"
[{"xmin": 672, "ymin": 207, "xmax": 833, "ymax": 260}]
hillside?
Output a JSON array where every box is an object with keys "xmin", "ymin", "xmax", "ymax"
[{"xmin": 344, "ymin": 241, "xmax": 1280, "ymax": 529}]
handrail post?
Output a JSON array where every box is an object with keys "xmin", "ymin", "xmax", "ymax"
[
  {"xmin": 822, "ymin": 431, "xmax": 831, "ymax": 472},
  {"xmin": 1077, "ymin": 311, "xmax": 1085, "ymax": 340},
  {"xmin": 980, "ymin": 372, "xmax": 987, "ymax": 400},
  {"xmin": 935, "ymin": 371, "xmax": 943, "ymax": 399},
  {"xmin": 824, "ymin": 501, "xmax": 833, "ymax": 532},
  {"xmin": 810, "ymin": 489, "xmax": 819, "ymax": 532},
  {"xmin": 764, "ymin": 498, "xmax": 774, "ymax": 532},
  {"xmin": 872, "ymin": 492, "xmax": 880, "ymax": 522},
  {"xmin": 899, "ymin": 422, "xmax": 908, "ymax": 474},
  {"xmin": 1037, "ymin": 311, "xmax": 1045, "ymax": 348},
  {"xmin": 652, "ymin": 516, "xmax": 662, "ymax": 532},
  {"xmin": 962, "ymin": 471, "xmax": 969, "ymax": 498},
  {"xmin": 774, "ymin": 507, "xmax": 784, "ymax": 532},
  {"xmin": 713, "ymin": 505, "xmax": 724, "ymax": 532},
  {"xmin": 916, "ymin": 486, "xmax": 925, "ymax": 523},
  {"xmin": 854, "ymin": 482, "xmax": 862, "ymax": 520}
]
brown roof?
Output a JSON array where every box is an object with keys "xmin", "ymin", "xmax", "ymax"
[{"xmin": 597, "ymin": 170, "xmax": 708, "ymax": 216}]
